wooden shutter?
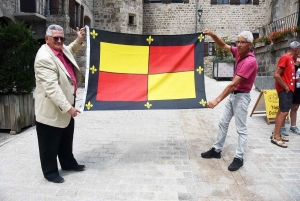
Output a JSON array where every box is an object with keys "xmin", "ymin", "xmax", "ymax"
[
  {"xmin": 253, "ymin": 0, "xmax": 259, "ymax": 5},
  {"xmin": 50, "ymin": 0, "xmax": 59, "ymax": 14},
  {"xmin": 230, "ymin": 0, "xmax": 240, "ymax": 5},
  {"xmin": 81, "ymin": 6, "xmax": 84, "ymax": 27},
  {"xmin": 204, "ymin": 42, "xmax": 209, "ymax": 56},
  {"xmin": 212, "ymin": 43, "xmax": 215, "ymax": 55},
  {"xmin": 20, "ymin": 0, "xmax": 36, "ymax": 12},
  {"xmin": 211, "ymin": 0, "xmax": 218, "ymax": 5},
  {"xmin": 69, "ymin": 0, "xmax": 75, "ymax": 29}
]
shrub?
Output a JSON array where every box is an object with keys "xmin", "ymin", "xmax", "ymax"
[
  {"xmin": 213, "ymin": 36, "xmax": 235, "ymax": 63},
  {"xmin": 0, "ymin": 22, "xmax": 40, "ymax": 94}
]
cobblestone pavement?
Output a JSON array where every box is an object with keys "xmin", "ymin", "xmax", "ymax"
[{"xmin": 0, "ymin": 76, "xmax": 300, "ymax": 201}]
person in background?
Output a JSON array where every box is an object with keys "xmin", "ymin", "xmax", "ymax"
[
  {"xmin": 34, "ymin": 24, "xmax": 86, "ymax": 183},
  {"xmin": 201, "ymin": 29, "xmax": 258, "ymax": 171},
  {"xmin": 290, "ymin": 58, "xmax": 300, "ymax": 135},
  {"xmin": 280, "ymin": 56, "xmax": 300, "ymax": 136},
  {"xmin": 272, "ymin": 41, "xmax": 300, "ymax": 148}
]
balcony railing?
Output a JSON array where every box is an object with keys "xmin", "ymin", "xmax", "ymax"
[{"xmin": 253, "ymin": 12, "xmax": 298, "ymax": 37}]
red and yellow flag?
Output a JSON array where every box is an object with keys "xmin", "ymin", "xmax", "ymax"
[{"xmin": 82, "ymin": 27, "xmax": 207, "ymax": 111}]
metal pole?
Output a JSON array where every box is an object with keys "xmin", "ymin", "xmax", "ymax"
[
  {"xmin": 195, "ymin": 0, "xmax": 198, "ymax": 33},
  {"xmin": 298, "ymin": 0, "xmax": 300, "ymax": 26}
]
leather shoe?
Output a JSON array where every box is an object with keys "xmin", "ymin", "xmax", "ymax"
[
  {"xmin": 50, "ymin": 175, "xmax": 64, "ymax": 183},
  {"xmin": 62, "ymin": 165, "xmax": 86, "ymax": 171}
]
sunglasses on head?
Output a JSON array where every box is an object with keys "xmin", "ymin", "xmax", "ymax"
[{"xmin": 48, "ymin": 36, "xmax": 65, "ymax": 42}]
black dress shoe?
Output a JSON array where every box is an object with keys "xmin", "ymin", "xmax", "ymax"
[
  {"xmin": 62, "ymin": 165, "xmax": 86, "ymax": 171},
  {"xmin": 50, "ymin": 175, "xmax": 64, "ymax": 183}
]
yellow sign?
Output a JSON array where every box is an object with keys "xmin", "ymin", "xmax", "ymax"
[
  {"xmin": 250, "ymin": 90, "xmax": 289, "ymax": 124},
  {"xmin": 263, "ymin": 90, "xmax": 279, "ymax": 119}
]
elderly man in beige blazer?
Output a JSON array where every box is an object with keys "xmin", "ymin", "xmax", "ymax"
[{"xmin": 34, "ymin": 24, "xmax": 86, "ymax": 183}]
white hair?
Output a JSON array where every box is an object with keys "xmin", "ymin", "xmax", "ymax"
[
  {"xmin": 46, "ymin": 24, "xmax": 64, "ymax": 36},
  {"xmin": 238, "ymin": 31, "xmax": 254, "ymax": 43}
]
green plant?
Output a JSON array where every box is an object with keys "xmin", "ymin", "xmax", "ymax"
[
  {"xmin": 269, "ymin": 28, "xmax": 294, "ymax": 42},
  {"xmin": 254, "ymin": 36, "xmax": 271, "ymax": 45},
  {"xmin": 0, "ymin": 22, "xmax": 39, "ymax": 94},
  {"xmin": 213, "ymin": 36, "xmax": 235, "ymax": 63}
]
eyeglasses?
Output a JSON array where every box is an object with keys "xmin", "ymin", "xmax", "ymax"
[
  {"xmin": 235, "ymin": 41, "xmax": 250, "ymax": 45},
  {"xmin": 48, "ymin": 36, "xmax": 65, "ymax": 42}
]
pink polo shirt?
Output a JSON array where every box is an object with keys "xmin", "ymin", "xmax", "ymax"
[
  {"xmin": 231, "ymin": 46, "xmax": 258, "ymax": 92},
  {"xmin": 49, "ymin": 46, "xmax": 77, "ymax": 94}
]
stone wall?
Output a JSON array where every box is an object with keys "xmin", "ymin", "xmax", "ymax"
[
  {"xmin": 93, "ymin": 0, "xmax": 143, "ymax": 34},
  {"xmin": 142, "ymin": 0, "xmax": 268, "ymax": 77},
  {"xmin": 254, "ymin": 37, "xmax": 298, "ymax": 91},
  {"xmin": 143, "ymin": 1, "xmax": 267, "ymax": 41}
]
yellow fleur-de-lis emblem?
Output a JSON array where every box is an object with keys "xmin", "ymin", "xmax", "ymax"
[
  {"xmin": 146, "ymin": 36, "xmax": 154, "ymax": 45},
  {"xmin": 196, "ymin": 66, "xmax": 204, "ymax": 74},
  {"xmin": 90, "ymin": 65, "xmax": 97, "ymax": 74},
  {"xmin": 144, "ymin": 102, "xmax": 152, "ymax": 109},
  {"xmin": 90, "ymin": 30, "xmax": 98, "ymax": 39},
  {"xmin": 198, "ymin": 34, "xmax": 205, "ymax": 42},
  {"xmin": 85, "ymin": 101, "xmax": 93, "ymax": 110},
  {"xmin": 199, "ymin": 99, "xmax": 207, "ymax": 107}
]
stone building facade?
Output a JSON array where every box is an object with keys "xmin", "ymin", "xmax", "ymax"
[
  {"xmin": 253, "ymin": 0, "xmax": 299, "ymax": 90},
  {"xmin": 1, "ymin": 0, "xmax": 298, "ymax": 84}
]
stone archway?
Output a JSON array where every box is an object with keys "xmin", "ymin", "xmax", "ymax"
[{"xmin": 0, "ymin": 17, "xmax": 13, "ymax": 26}]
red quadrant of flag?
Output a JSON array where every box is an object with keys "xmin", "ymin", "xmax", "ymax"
[
  {"xmin": 149, "ymin": 44, "xmax": 195, "ymax": 74},
  {"xmin": 96, "ymin": 72, "xmax": 148, "ymax": 101}
]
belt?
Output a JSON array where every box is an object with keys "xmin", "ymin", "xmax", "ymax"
[{"xmin": 231, "ymin": 90, "xmax": 249, "ymax": 94}]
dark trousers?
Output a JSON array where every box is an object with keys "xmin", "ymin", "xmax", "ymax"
[{"xmin": 36, "ymin": 118, "xmax": 78, "ymax": 181}]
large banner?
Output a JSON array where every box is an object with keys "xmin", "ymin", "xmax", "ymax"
[{"xmin": 81, "ymin": 27, "xmax": 207, "ymax": 111}]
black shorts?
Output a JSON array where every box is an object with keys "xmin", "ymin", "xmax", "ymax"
[
  {"xmin": 278, "ymin": 90, "xmax": 293, "ymax": 112},
  {"xmin": 292, "ymin": 87, "xmax": 300, "ymax": 104}
]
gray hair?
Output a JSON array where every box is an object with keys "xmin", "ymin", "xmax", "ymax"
[
  {"xmin": 46, "ymin": 24, "xmax": 64, "ymax": 36},
  {"xmin": 238, "ymin": 31, "xmax": 254, "ymax": 43},
  {"xmin": 289, "ymin": 41, "xmax": 300, "ymax": 50}
]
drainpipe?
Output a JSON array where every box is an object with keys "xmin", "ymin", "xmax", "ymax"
[
  {"xmin": 298, "ymin": 0, "xmax": 300, "ymax": 26},
  {"xmin": 195, "ymin": 0, "xmax": 198, "ymax": 33}
]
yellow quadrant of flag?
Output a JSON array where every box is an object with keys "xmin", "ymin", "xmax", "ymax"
[
  {"xmin": 100, "ymin": 42, "xmax": 149, "ymax": 74},
  {"xmin": 148, "ymin": 71, "xmax": 196, "ymax": 100}
]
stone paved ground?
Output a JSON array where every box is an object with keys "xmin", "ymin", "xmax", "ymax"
[{"xmin": 0, "ymin": 76, "xmax": 299, "ymax": 201}]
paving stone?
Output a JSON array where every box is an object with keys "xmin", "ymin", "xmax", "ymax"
[{"xmin": 1, "ymin": 77, "xmax": 300, "ymax": 200}]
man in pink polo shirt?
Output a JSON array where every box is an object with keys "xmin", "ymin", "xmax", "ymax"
[
  {"xmin": 34, "ymin": 24, "xmax": 86, "ymax": 183},
  {"xmin": 201, "ymin": 29, "xmax": 258, "ymax": 171}
]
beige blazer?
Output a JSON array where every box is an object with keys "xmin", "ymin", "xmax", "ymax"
[{"xmin": 34, "ymin": 39, "xmax": 83, "ymax": 128}]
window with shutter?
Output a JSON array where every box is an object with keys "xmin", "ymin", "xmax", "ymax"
[
  {"xmin": 69, "ymin": 0, "xmax": 75, "ymax": 29},
  {"xmin": 204, "ymin": 42, "xmax": 215, "ymax": 56},
  {"xmin": 20, "ymin": 0, "xmax": 36, "ymax": 13},
  {"xmin": 204, "ymin": 43, "xmax": 209, "ymax": 56},
  {"xmin": 58, "ymin": 0, "xmax": 63, "ymax": 14},
  {"xmin": 81, "ymin": 6, "xmax": 84, "ymax": 27},
  {"xmin": 230, "ymin": 0, "xmax": 240, "ymax": 5},
  {"xmin": 211, "ymin": 0, "xmax": 218, "ymax": 4},
  {"xmin": 241, "ymin": 0, "xmax": 251, "ymax": 4},
  {"xmin": 50, "ymin": 0, "xmax": 59, "ymax": 15}
]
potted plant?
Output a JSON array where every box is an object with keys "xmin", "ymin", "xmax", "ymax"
[
  {"xmin": 269, "ymin": 28, "xmax": 294, "ymax": 43},
  {"xmin": 254, "ymin": 36, "xmax": 271, "ymax": 47},
  {"xmin": 212, "ymin": 37, "xmax": 236, "ymax": 80},
  {"xmin": 0, "ymin": 22, "xmax": 39, "ymax": 134}
]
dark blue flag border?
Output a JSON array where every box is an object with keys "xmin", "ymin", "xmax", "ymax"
[{"xmin": 81, "ymin": 26, "xmax": 207, "ymax": 111}]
